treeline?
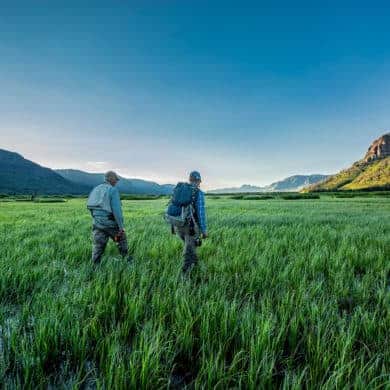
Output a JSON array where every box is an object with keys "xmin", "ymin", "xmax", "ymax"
[
  {"xmin": 309, "ymin": 184, "xmax": 390, "ymax": 192},
  {"xmin": 0, "ymin": 193, "xmax": 170, "ymax": 202}
]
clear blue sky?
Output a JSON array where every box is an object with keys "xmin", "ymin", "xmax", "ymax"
[{"xmin": 1, "ymin": 1, "xmax": 389, "ymax": 189}]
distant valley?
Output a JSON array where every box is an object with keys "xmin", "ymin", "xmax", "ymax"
[{"xmin": 1, "ymin": 132, "xmax": 389, "ymax": 196}]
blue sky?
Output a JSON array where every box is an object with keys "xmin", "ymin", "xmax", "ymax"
[{"xmin": 1, "ymin": 1, "xmax": 390, "ymax": 189}]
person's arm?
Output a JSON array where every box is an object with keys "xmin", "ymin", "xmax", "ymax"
[
  {"xmin": 110, "ymin": 187, "xmax": 124, "ymax": 230},
  {"xmin": 195, "ymin": 190, "xmax": 207, "ymax": 236}
]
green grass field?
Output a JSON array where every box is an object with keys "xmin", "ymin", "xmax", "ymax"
[{"xmin": 0, "ymin": 197, "xmax": 389, "ymax": 388}]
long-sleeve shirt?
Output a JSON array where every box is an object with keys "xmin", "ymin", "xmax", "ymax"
[
  {"xmin": 195, "ymin": 190, "xmax": 207, "ymax": 234},
  {"xmin": 90, "ymin": 185, "xmax": 124, "ymax": 230},
  {"xmin": 109, "ymin": 186, "xmax": 124, "ymax": 229}
]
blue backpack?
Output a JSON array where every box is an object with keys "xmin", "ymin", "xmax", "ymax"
[{"xmin": 165, "ymin": 183, "xmax": 198, "ymax": 227}]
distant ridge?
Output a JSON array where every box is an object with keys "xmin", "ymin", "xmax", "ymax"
[
  {"xmin": 0, "ymin": 149, "xmax": 174, "ymax": 195},
  {"xmin": 0, "ymin": 149, "xmax": 89, "ymax": 195},
  {"xmin": 306, "ymin": 133, "xmax": 390, "ymax": 191},
  {"xmin": 56, "ymin": 169, "xmax": 174, "ymax": 195},
  {"xmin": 209, "ymin": 174, "xmax": 329, "ymax": 194}
]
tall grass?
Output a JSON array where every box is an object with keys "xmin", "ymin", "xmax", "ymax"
[{"xmin": 0, "ymin": 197, "xmax": 389, "ymax": 388}]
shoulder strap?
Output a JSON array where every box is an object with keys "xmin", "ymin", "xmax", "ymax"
[{"xmin": 190, "ymin": 186, "xmax": 199, "ymax": 208}]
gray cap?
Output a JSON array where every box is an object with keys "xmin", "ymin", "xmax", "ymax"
[
  {"xmin": 105, "ymin": 171, "xmax": 120, "ymax": 182},
  {"xmin": 189, "ymin": 171, "xmax": 202, "ymax": 181}
]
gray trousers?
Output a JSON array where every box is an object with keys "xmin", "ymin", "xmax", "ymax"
[
  {"xmin": 175, "ymin": 224, "xmax": 199, "ymax": 271},
  {"xmin": 92, "ymin": 226, "xmax": 128, "ymax": 264}
]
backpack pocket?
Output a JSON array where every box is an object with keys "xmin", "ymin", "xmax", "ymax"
[{"xmin": 164, "ymin": 205, "xmax": 192, "ymax": 227}]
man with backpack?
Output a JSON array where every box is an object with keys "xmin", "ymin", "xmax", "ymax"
[
  {"xmin": 86, "ymin": 171, "xmax": 131, "ymax": 265},
  {"xmin": 165, "ymin": 171, "xmax": 208, "ymax": 274}
]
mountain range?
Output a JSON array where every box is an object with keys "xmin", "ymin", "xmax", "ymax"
[
  {"xmin": 209, "ymin": 174, "xmax": 329, "ymax": 194},
  {"xmin": 1, "ymin": 133, "xmax": 389, "ymax": 195},
  {"xmin": 0, "ymin": 149, "xmax": 89, "ymax": 195},
  {"xmin": 306, "ymin": 133, "xmax": 390, "ymax": 191},
  {"xmin": 55, "ymin": 169, "xmax": 174, "ymax": 195},
  {"xmin": 0, "ymin": 149, "xmax": 174, "ymax": 195}
]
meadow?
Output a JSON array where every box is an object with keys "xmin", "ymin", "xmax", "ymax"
[{"xmin": 0, "ymin": 196, "xmax": 389, "ymax": 388}]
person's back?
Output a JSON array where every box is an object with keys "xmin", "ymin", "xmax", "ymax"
[
  {"xmin": 87, "ymin": 171, "xmax": 131, "ymax": 265},
  {"xmin": 167, "ymin": 181, "xmax": 199, "ymax": 220},
  {"xmin": 88, "ymin": 183, "xmax": 122, "ymax": 230},
  {"xmin": 166, "ymin": 171, "xmax": 208, "ymax": 274}
]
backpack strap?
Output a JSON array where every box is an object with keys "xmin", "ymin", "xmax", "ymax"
[
  {"xmin": 190, "ymin": 186, "xmax": 200, "ymax": 224},
  {"xmin": 189, "ymin": 185, "xmax": 198, "ymax": 207}
]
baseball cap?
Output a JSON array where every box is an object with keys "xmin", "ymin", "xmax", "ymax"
[
  {"xmin": 105, "ymin": 171, "xmax": 120, "ymax": 181},
  {"xmin": 189, "ymin": 171, "xmax": 202, "ymax": 181}
]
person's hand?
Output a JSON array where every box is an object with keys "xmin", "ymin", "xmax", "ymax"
[
  {"xmin": 202, "ymin": 232, "xmax": 208, "ymax": 239},
  {"xmin": 114, "ymin": 229, "xmax": 125, "ymax": 242}
]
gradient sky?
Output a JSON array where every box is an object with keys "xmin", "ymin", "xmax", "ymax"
[{"xmin": 1, "ymin": 1, "xmax": 390, "ymax": 189}]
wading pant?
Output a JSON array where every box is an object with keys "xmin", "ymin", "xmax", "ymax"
[
  {"xmin": 92, "ymin": 226, "xmax": 128, "ymax": 264},
  {"xmin": 175, "ymin": 224, "xmax": 199, "ymax": 272}
]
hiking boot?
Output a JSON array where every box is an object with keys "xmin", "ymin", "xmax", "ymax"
[{"xmin": 182, "ymin": 262, "xmax": 196, "ymax": 275}]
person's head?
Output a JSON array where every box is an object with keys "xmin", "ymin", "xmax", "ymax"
[
  {"xmin": 189, "ymin": 171, "xmax": 202, "ymax": 188},
  {"xmin": 105, "ymin": 171, "xmax": 120, "ymax": 186}
]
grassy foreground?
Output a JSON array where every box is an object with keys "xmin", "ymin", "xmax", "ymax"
[{"xmin": 0, "ymin": 197, "xmax": 389, "ymax": 388}]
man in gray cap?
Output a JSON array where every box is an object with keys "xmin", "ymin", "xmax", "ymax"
[
  {"xmin": 166, "ymin": 171, "xmax": 208, "ymax": 273},
  {"xmin": 87, "ymin": 171, "xmax": 130, "ymax": 264}
]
